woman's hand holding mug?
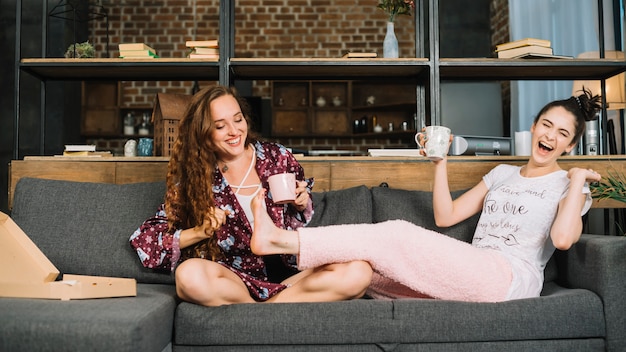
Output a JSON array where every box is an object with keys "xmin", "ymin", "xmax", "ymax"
[{"xmin": 415, "ymin": 126, "xmax": 452, "ymax": 161}]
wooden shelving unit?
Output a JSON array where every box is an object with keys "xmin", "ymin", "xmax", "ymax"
[{"xmin": 13, "ymin": 0, "xmax": 626, "ymax": 159}]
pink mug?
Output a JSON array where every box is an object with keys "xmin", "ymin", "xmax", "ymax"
[{"xmin": 268, "ymin": 173, "xmax": 296, "ymax": 204}]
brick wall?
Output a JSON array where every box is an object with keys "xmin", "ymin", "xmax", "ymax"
[
  {"xmin": 91, "ymin": 0, "xmax": 417, "ymax": 100},
  {"xmin": 88, "ymin": 1, "xmax": 503, "ymax": 155}
]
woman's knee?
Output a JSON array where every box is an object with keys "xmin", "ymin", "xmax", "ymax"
[
  {"xmin": 175, "ymin": 259, "xmax": 218, "ymax": 302},
  {"xmin": 335, "ymin": 260, "xmax": 373, "ymax": 298}
]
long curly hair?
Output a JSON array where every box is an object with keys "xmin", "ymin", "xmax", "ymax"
[{"xmin": 165, "ymin": 85, "xmax": 257, "ymax": 261}]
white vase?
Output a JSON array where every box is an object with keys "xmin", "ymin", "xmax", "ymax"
[{"xmin": 383, "ymin": 22, "xmax": 399, "ymax": 58}]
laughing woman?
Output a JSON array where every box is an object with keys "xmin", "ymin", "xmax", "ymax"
[
  {"xmin": 250, "ymin": 88, "xmax": 602, "ymax": 302},
  {"xmin": 130, "ymin": 86, "xmax": 371, "ymax": 306}
]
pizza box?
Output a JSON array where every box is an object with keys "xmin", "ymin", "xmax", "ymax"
[{"xmin": 0, "ymin": 212, "xmax": 136, "ymax": 300}]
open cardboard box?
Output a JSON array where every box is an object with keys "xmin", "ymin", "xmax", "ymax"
[{"xmin": 0, "ymin": 212, "xmax": 136, "ymax": 300}]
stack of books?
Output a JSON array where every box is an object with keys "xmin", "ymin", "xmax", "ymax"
[
  {"xmin": 186, "ymin": 40, "xmax": 219, "ymax": 59},
  {"xmin": 118, "ymin": 43, "xmax": 158, "ymax": 59},
  {"xmin": 495, "ymin": 38, "xmax": 568, "ymax": 59}
]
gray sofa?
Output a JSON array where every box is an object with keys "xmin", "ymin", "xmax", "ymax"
[{"xmin": 1, "ymin": 177, "xmax": 625, "ymax": 352}]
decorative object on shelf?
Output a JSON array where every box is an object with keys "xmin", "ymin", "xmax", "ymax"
[
  {"xmin": 64, "ymin": 41, "xmax": 95, "ymax": 58},
  {"xmin": 50, "ymin": 0, "xmax": 109, "ymax": 57},
  {"xmin": 572, "ymin": 51, "xmax": 625, "ymax": 155},
  {"xmin": 377, "ymin": 0, "xmax": 415, "ymax": 22},
  {"xmin": 366, "ymin": 95, "xmax": 376, "ymax": 105},
  {"xmin": 377, "ymin": 0, "xmax": 414, "ymax": 58},
  {"xmin": 373, "ymin": 124, "xmax": 383, "ymax": 133},
  {"xmin": 124, "ymin": 139, "xmax": 137, "ymax": 157},
  {"xmin": 138, "ymin": 112, "xmax": 151, "ymax": 136},
  {"xmin": 332, "ymin": 96, "xmax": 342, "ymax": 106},
  {"xmin": 360, "ymin": 115, "xmax": 369, "ymax": 133},
  {"xmin": 152, "ymin": 93, "xmax": 193, "ymax": 157},
  {"xmin": 383, "ymin": 22, "xmax": 399, "ymax": 58},
  {"xmin": 316, "ymin": 96, "xmax": 327, "ymax": 107},
  {"xmin": 123, "ymin": 112, "xmax": 135, "ymax": 135},
  {"xmin": 572, "ymin": 51, "xmax": 626, "ymax": 110},
  {"xmin": 137, "ymin": 138, "xmax": 154, "ymax": 156}
]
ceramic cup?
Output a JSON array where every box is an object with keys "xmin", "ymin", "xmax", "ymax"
[
  {"xmin": 415, "ymin": 126, "xmax": 452, "ymax": 161},
  {"xmin": 268, "ymin": 173, "xmax": 296, "ymax": 204}
]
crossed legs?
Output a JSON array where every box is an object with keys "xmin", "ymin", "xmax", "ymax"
[{"xmin": 174, "ymin": 191, "xmax": 373, "ymax": 307}]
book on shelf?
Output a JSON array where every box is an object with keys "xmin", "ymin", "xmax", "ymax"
[
  {"xmin": 185, "ymin": 39, "xmax": 218, "ymax": 48},
  {"xmin": 193, "ymin": 47, "xmax": 220, "ymax": 55},
  {"xmin": 188, "ymin": 53, "xmax": 219, "ymax": 59},
  {"xmin": 495, "ymin": 38, "xmax": 551, "ymax": 52},
  {"xmin": 510, "ymin": 52, "xmax": 573, "ymax": 60},
  {"xmin": 64, "ymin": 144, "xmax": 96, "ymax": 152},
  {"xmin": 118, "ymin": 43, "xmax": 156, "ymax": 53},
  {"xmin": 119, "ymin": 49, "xmax": 159, "ymax": 58},
  {"xmin": 496, "ymin": 45, "xmax": 553, "ymax": 58},
  {"xmin": 342, "ymin": 51, "xmax": 378, "ymax": 59},
  {"xmin": 60, "ymin": 151, "xmax": 113, "ymax": 157}
]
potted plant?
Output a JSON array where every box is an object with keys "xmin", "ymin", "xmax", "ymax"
[{"xmin": 64, "ymin": 41, "xmax": 95, "ymax": 58}]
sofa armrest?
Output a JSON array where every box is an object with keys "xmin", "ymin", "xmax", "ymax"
[{"xmin": 556, "ymin": 234, "xmax": 626, "ymax": 352}]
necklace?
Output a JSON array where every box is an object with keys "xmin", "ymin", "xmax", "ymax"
[{"xmin": 219, "ymin": 146, "xmax": 252, "ymax": 173}]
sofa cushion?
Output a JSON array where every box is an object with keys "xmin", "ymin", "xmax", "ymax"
[
  {"xmin": 308, "ymin": 185, "xmax": 372, "ymax": 227},
  {"xmin": 371, "ymin": 187, "xmax": 479, "ymax": 242},
  {"xmin": 10, "ymin": 178, "xmax": 173, "ymax": 285},
  {"xmin": 173, "ymin": 284, "xmax": 604, "ymax": 348},
  {"xmin": 392, "ymin": 283, "xmax": 605, "ymax": 344},
  {"xmin": 174, "ymin": 299, "xmax": 395, "ymax": 346},
  {"xmin": 0, "ymin": 284, "xmax": 177, "ymax": 352}
]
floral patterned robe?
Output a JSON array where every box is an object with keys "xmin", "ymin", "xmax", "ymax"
[{"xmin": 130, "ymin": 141, "xmax": 314, "ymax": 301}]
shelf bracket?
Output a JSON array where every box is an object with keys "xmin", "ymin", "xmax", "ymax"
[{"xmin": 219, "ymin": 0, "xmax": 235, "ymax": 85}]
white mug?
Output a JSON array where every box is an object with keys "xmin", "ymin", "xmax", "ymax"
[{"xmin": 415, "ymin": 126, "xmax": 452, "ymax": 161}]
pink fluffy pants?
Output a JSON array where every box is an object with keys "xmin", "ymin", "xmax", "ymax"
[{"xmin": 297, "ymin": 219, "xmax": 512, "ymax": 302}]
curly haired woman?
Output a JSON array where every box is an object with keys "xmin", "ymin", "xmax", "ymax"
[{"xmin": 130, "ymin": 86, "xmax": 371, "ymax": 306}]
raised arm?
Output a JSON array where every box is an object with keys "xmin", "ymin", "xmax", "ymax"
[
  {"xmin": 550, "ymin": 167, "xmax": 599, "ymax": 250},
  {"xmin": 432, "ymin": 158, "xmax": 488, "ymax": 228}
]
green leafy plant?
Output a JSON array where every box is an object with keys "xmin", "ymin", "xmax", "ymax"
[
  {"xmin": 64, "ymin": 41, "xmax": 95, "ymax": 58},
  {"xmin": 377, "ymin": 0, "xmax": 415, "ymax": 22},
  {"xmin": 591, "ymin": 167, "xmax": 626, "ymax": 203},
  {"xmin": 590, "ymin": 166, "xmax": 626, "ymax": 236}
]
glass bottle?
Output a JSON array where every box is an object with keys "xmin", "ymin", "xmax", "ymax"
[
  {"xmin": 138, "ymin": 112, "xmax": 151, "ymax": 136},
  {"xmin": 123, "ymin": 112, "xmax": 135, "ymax": 135}
]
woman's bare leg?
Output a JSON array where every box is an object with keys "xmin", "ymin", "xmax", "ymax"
[
  {"xmin": 250, "ymin": 189, "xmax": 373, "ymax": 303},
  {"xmin": 250, "ymin": 189, "xmax": 299, "ymax": 255},
  {"xmin": 265, "ymin": 261, "xmax": 373, "ymax": 303},
  {"xmin": 175, "ymin": 258, "xmax": 255, "ymax": 306}
]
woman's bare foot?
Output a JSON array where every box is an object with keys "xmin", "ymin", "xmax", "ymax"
[{"xmin": 250, "ymin": 189, "xmax": 299, "ymax": 255}]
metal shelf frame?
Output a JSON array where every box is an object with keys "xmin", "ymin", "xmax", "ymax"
[{"xmin": 13, "ymin": 0, "xmax": 625, "ymax": 159}]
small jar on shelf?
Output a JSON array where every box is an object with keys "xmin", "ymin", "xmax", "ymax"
[
  {"xmin": 138, "ymin": 112, "xmax": 152, "ymax": 136},
  {"xmin": 123, "ymin": 112, "xmax": 135, "ymax": 135}
]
